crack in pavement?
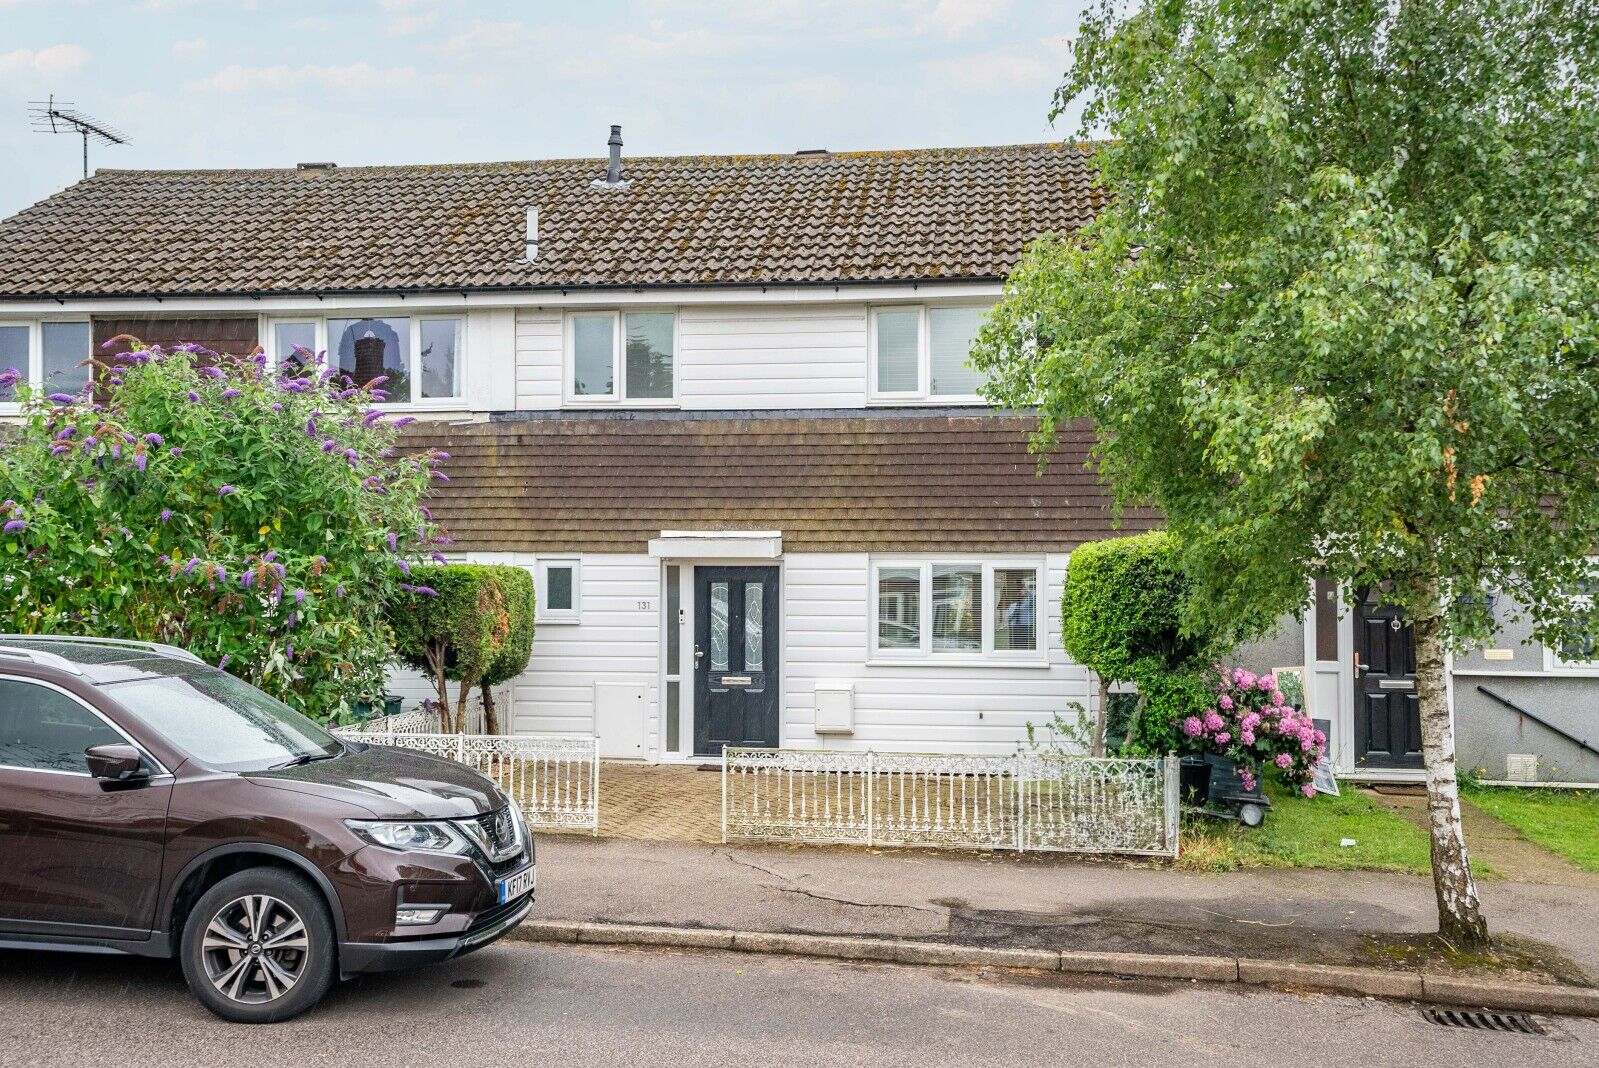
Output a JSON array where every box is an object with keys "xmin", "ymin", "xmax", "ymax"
[{"xmin": 774, "ymin": 885, "xmax": 944, "ymax": 913}]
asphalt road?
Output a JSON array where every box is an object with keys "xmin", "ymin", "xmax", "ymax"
[{"xmin": 1, "ymin": 941, "xmax": 1594, "ymax": 1068}]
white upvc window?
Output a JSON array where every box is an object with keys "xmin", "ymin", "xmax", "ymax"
[
  {"xmin": 263, "ymin": 315, "xmax": 464, "ymax": 407},
  {"xmin": 869, "ymin": 558, "xmax": 1044, "ymax": 663},
  {"xmin": 1544, "ymin": 574, "xmax": 1599, "ymax": 674},
  {"xmin": 0, "ymin": 320, "xmax": 93, "ymax": 412},
  {"xmin": 564, "ymin": 310, "xmax": 677, "ymax": 405},
  {"xmin": 868, "ymin": 304, "xmax": 989, "ymax": 403},
  {"xmin": 536, "ymin": 556, "xmax": 581, "ymax": 624}
]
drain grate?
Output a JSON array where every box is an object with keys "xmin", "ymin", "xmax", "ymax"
[{"xmin": 1421, "ymin": 1007, "xmax": 1545, "ymax": 1035}]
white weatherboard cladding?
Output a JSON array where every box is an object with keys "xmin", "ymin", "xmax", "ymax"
[
  {"xmin": 782, "ymin": 553, "xmax": 1087, "ymax": 754},
  {"xmin": 675, "ymin": 306, "xmax": 866, "ymax": 410},
  {"xmin": 513, "ymin": 311, "xmax": 563, "ymax": 409}
]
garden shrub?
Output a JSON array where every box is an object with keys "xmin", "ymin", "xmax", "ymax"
[
  {"xmin": 475, "ymin": 564, "xmax": 535, "ymax": 735},
  {"xmin": 1180, "ymin": 668, "xmax": 1328, "ymax": 794},
  {"xmin": 1062, "ymin": 532, "xmax": 1215, "ymax": 753},
  {"xmin": 0, "ymin": 340, "xmax": 447, "ymax": 720}
]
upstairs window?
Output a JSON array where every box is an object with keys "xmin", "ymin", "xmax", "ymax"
[
  {"xmin": 566, "ymin": 311, "xmax": 676, "ymax": 404},
  {"xmin": 265, "ymin": 316, "xmax": 462, "ymax": 405},
  {"xmin": 871, "ymin": 559, "xmax": 1043, "ymax": 661},
  {"xmin": 0, "ymin": 321, "xmax": 92, "ymax": 408},
  {"xmin": 870, "ymin": 304, "xmax": 989, "ymax": 401}
]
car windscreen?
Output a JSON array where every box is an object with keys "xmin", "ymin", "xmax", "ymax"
[{"xmin": 106, "ymin": 669, "xmax": 342, "ymax": 772}]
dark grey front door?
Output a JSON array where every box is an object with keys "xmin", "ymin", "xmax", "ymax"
[
  {"xmin": 1353, "ymin": 593, "xmax": 1423, "ymax": 769},
  {"xmin": 694, "ymin": 566, "xmax": 779, "ymax": 757}
]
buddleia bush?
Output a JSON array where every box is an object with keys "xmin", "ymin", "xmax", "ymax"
[{"xmin": 0, "ymin": 339, "xmax": 449, "ymax": 720}]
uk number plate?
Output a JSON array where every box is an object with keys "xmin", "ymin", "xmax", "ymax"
[{"xmin": 497, "ymin": 864, "xmax": 535, "ymax": 904}]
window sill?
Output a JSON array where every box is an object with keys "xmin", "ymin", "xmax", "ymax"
[
  {"xmin": 535, "ymin": 615, "xmax": 581, "ymax": 626},
  {"xmin": 865, "ymin": 656, "xmax": 1052, "ymax": 670},
  {"xmin": 865, "ymin": 395, "xmax": 989, "ymax": 407},
  {"xmin": 561, "ymin": 399, "xmax": 680, "ymax": 410}
]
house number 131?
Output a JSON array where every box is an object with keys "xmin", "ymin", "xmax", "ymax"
[{"xmin": 637, "ymin": 600, "xmax": 653, "ymax": 611}]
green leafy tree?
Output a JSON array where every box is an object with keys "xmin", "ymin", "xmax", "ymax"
[
  {"xmin": 1062, "ymin": 532, "xmax": 1212, "ymax": 753},
  {"xmin": 0, "ymin": 340, "xmax": 447, "ymax": 719},
  {"xmin": 476, "ymin": 564, "xmax": 535, "ymax": 736},
  {"xmin": 974, "ymin": 0, "xmax": 1599, "ymax": 948},
  {"xmin": 388, "ymin": 564, "xmax": 515, "ymax": 734}
]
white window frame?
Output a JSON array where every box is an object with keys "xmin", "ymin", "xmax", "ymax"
[
  {"xmin": 263, "ymin": 314, "xmax": 467, "ymax": 409},
  {"xmin": 0, "ymin": 318, "xmax": 93, "ymax": 415},
  {"xmin": 867, "ymin": 303, "xmax": 989, "ymax": 405},
  {"xmin": 536, "ymin": 556, "xmax": 582, "ymax": 624},
  {"xmin": 867, "ymin": 556, "xmax": 1046, "ymax": 666},
  {"xmin": 562, "ymin": 309, "xmax": 679, "ymax": 407},
  {"xmin": 1543, "ymin": 582, "xmax": 1599, "ymax": 674}
]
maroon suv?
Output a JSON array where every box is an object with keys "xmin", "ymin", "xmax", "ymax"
[{"xmin": 0, "ymin": 636, "xmax": 535, "ymax": 1023}]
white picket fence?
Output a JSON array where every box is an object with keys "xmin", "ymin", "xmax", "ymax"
[
  {"xmin": 723, "ymin": 748, "xmax": 1179, "ymax": 857},
  {"xmin": 335, "ymin": 725, "xmax": 599, "ymax": 834}
]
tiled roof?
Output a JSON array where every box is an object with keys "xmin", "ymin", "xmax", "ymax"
[
  {"xmin": 402, "ymin": 412, "xmax": 1158, "ymax": 554},
  {"xmin": 0, "ymin": 143, "xmax": 1102, "ymax": 298}
]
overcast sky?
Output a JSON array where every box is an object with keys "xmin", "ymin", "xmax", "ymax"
[{"xmin": 0, "ymin": 0, "xmax": 1092, "ymax": 217}]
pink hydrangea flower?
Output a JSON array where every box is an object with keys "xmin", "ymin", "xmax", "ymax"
[
  {"xmin": 1301, "ymin": 783, "xmax": 1317, "ymax": 798},
  {"xmin": 1240, "ymin": 730, "xmax": 1255, "ymax": 746},
  {"xmin": 1218, "ymin": 694, "xmax": 1234, "ymax": 710},
  {"xmin": 1258, "ymin": 674, "xmax": 1276, "ymax": 691},
  {"xmin": 1270, "ymin": 690, "xmax": 1285, "ymax": 706},
  {"xmin": 1215, "ymin": 732, "xmax": 1231, "ymax": 746},
  {"xmin": 1275, "ymin": 753, "xmax": 1293, "ymax": 769},
  {"xmin": 1182, "ymin": 716, "xmax": 1204, "ymax": 738},
  {"xmin": 1203, "ymin": 710, "xmax": 1225, "ymax": 732}
]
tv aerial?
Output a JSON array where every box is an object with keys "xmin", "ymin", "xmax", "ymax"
[{"xmin": 29, "ymin": 95, "xmax": 128, "ymax": 179}]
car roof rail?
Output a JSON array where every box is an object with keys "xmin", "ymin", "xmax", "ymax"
[
  {"xmin": 0, "ymin": 644, "xmax": 85, "ymax": 675},
  {"xmin": 0, "ymin": 634, "xmax": 205, "ymax": 665}
]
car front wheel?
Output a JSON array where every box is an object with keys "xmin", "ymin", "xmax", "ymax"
[{"xmin": 180, "ymin": 867, "xmax": 336, "ymax": 1023}]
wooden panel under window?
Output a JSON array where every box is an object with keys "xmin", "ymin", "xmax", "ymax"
[{"xmin": 93, "ymin": 317, "xmax": 259, "ymax": 363}]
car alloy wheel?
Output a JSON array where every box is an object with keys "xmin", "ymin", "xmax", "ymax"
[{"xmin": 201, "ymin": 894, "xmax": 310, "ymax": 1004}]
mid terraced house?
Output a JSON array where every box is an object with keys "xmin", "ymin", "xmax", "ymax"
[{"xmin": 1, "ymin": 131, "xmax": 1595, "ymax": 785}]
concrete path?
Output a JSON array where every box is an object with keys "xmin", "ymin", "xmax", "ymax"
[
  {"xmin": 1365, "ymin": 786, "xmax": 1599, "ymax": 888},
  {"xmin": 5, "ymin": 942, "xmax": 1595, "ymax": 1067},
  {"xmin": 533, "ymin": 834, "xmax": 1599, "ymax": 981}
]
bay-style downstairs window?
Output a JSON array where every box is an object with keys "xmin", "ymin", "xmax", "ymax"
[
  {"xmin": 564, "ymin": 310, "xmax": 676, "ymax": 405},
  {"xmin": 869, "ymin": 304, "xmax": 989, "ymax": 402},
  {"xmin": 264, "ymin": 316, "xmax": 463, "ymax": 405},
  {"xmin": 870, "ymin": 559, "xmax": 1043, "ymax": 662}
]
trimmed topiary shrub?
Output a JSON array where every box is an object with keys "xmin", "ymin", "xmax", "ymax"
[
  {"xmin": 1062, "ymin": 532, "xmax": 1214, "ymax": 754},
  {"xmin": 475, "ymin": 564, "xmax": 535, "ymax": 735},
  {"xmin": 388, "ymin": 564, "xmax": 512, "ymax": 733}
]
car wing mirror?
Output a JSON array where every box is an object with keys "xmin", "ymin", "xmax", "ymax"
[{"xmin": 85, "ymin": 743, "xmax": 150, "ymax": 784}]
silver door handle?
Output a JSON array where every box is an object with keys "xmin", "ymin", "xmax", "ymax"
[{"xmin": 720, "ymin": 676, "xmax": 752, "ymax": 686}]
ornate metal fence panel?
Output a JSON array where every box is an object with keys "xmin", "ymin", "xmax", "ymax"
[
  {"xmin": 333, "ymin": 729, "xmax": 600, "ymax": 834},
  {"xmin": 346, "ymin": 707, "xmax": 431, "ymax": 734},
  {"xmin": 723, "ymin": 748, "xmax": 1178, "ymax": 857},
  {"xmin": 1018, "ymin": 755, "xmax": 1179, "ymax": 856}
]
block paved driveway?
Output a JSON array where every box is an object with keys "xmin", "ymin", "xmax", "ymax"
[{"xmin": 582, "ymin": 761, "xmax": 724, "ymax": 843}]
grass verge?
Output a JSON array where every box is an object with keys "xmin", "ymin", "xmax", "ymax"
[
  {"xmin": 1177, "ymin": 781, "xmax": 1435, "ymax": 874},
  {"xmin": 1463, "ymin": 784, "xmax": 1599, "ymax": 872}
]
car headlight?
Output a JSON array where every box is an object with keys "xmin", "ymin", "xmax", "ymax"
[{"xmin": 346, "ymin": 819, "xmax": 471, "ymax": 856}]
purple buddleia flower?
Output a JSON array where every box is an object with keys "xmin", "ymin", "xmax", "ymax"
[
  {"xmin": 143, "ymin": 433, "xmax": 163, "ymax": 445},
  {"xmin": 217, "ymin": 485, "xmax": 235, "ymax": 496},
  {"xmin": 397, "ymin": 559, "xmax": 411, "ymax": 576},
  {"xmin": 220, "ymin": 388, "xmax": 243, "ymax": 400},
  {"xmin": 430, "ymin": 471, "xmax": 450, "ymax": 481},
  {"xmin": 362, "ymin": 409, "xmax": 383, "ymax": 427},
  {"xmin": 271, "ymin": 402, "xmax": 283, "ymax": 412},
  {"xmin": 241, "ymin": 570, "xmax": 255, "ymax": 589},
  {"xmin": 2, "ymin": 519, "xmax": 25, "ymax": 533},
  {"xmin": 182, "ymin": 557, "xmax": 201, "ymax": 575},
  {"xmin": 379, "ymin": 447, "xmax": 395, "ymax": 458},
  {"xmin": 294, "ymin": 588, "xmax": 306, "ymax": 605},
  {"xmin": 321, "ymin": 439, "xmax": 337, "ymax": 452},
  {"xmin": 49, "ymin": 445, "xmax": 69, "ymax": 457},
  {"xmin": 0, "ymin": 368, "xmax": 20, "ymax": 389},
  {"xmin": 305, "ymin": 417, "xmax": 317, "ymax": 438},
  {"xmin": 55, "ymin": 427, "xmax": 76, "ymax": 441},
  {"xmin": 420, "ymin": 506, "xmax": 433, "ymax": 520},
  {"xmin": 392, "ymin": 416, "xmax": 416, "ymax": 428},
  {"xmin": 186, "ymin": 391, "xmax": 201, "ymax": 403},
  {"xmin": 159, "ymin": 508, "xmax": 173, "ymax": 522},
  {"xmin": 215, "ymin": 565, "xmax": 227, "ymax": 584},
  {"xmin": 133, "ymin": 452, "xmax": 146, "ymax": 473},
  {"xmin": 218, "ymin": 654, "xmax": 230, "ymax": 670},
  {"xmin": 169, "ymin": 447, "xmax": 183, "ymax": 458},
  {"xmin": 344, "ymin": 447, "xmax": 358, "ymax": 462},
  {"xmin": 83, "ymin": 435, "xmax": 97, "ymax": 448},
  {"xmin": 414, "ymin": 586, "xmax": 438, "ymax": 597},
  {"xmin": 386, "ymin": 531, "xmax": 398, "ymax": 552},
  {"xmin": 199, "ymin": 365, "xmax": 225, "ymax": 380},
  {"xmin": 335, "ymin": 584, "xmax": 346, "ymax": 598},
  {"xmin": 431, "ymin": 551, "xmax": 447, "ymax": 564},
  {"xmin": 434, "ymin": 535, "xmax": 453, "ymax": 546},
  {"xmin": 112, "ymin": 444, "xmax": 123, "ymax": 460},
  {"xmin": 432, "ymin": 450, "xmax": 451, "ymax": 461},
  {"xmin": 46, "ymin": 392, "xmax": 75, "ymax": 404},
  {"xmin": 263, "ymin": 550, "xmax": 278, "ymax": 562}
]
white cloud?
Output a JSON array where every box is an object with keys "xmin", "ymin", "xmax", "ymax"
[
  {"xmin": 171, "ymin": 37, "xmax": 209, "ymax": 57},
  {"xmin": 919, "ymin": 0, "xmax": 1014, "ymax": 37},
  {"xmin": 922, "ymin": 46, "xmax": 1058, "ymax": 93},
  {"xmin": 184, "ymin": 62, "xmax": 431, "ymax": 100},
  {"xmin": 0, "ymin": 44, "xmax": 91, "ymax": 80}
]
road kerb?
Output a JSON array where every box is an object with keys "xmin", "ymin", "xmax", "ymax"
[{"xmin": 508, "ymin": 921, "xmax": 1599, "ymax": 1017}]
